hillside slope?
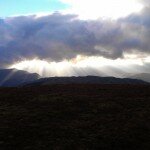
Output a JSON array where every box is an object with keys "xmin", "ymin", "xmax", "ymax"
[{"xmin": 0, "ymin": 84, "xmax": 150, "ymax": 149}]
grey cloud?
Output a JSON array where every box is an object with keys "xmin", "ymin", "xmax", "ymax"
[
  {"xmin": 0, "ymin": 7, "xmax": 150, "ymax": 67},
  {"xmin": 139, "ymin": 0, "xmax": 150, "ymax": 5}
]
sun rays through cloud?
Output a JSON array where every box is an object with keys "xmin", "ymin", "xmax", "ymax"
[{"xmin": 10, "ymin": 54, "xmax": 150, "ymax": 77}]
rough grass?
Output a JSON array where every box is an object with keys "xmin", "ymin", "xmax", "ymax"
[{"xmin": 0, "ymin": 84, "xmax": 150, "ymax": 150}]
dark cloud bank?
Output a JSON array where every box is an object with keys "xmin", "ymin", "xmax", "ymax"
[{"xmin": 0, "ymin": 1, "xmax": 150, "ymax": 67}]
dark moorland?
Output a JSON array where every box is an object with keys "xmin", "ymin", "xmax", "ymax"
[{"xmin": 0, "ymin": 84, "xmax": 150, "ymax": 150}]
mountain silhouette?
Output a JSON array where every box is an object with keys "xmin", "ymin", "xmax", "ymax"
[
  {"xmin": 24, "ymin": 76, "xmax": 148, "ymax": 86},
  {"xmin": 128, "ymin": 73, "xmax": 150, "ymax": 83},
  {"xmin": 0, "ymin": 69, "xmax": 40, "ymax": 87}
]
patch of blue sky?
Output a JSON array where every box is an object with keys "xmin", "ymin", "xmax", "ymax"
[{"xmin": 0, "ymin": 0, "xmax": 69, "ymax": 18}]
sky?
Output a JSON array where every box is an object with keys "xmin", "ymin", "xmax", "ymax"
[
  {"xmin": 0, "ymin": 0, "xmax": 150, "ymax": 77},
  {"xmin": 0, "ymin": 0, "xmax": 69, "ymax": 18}
]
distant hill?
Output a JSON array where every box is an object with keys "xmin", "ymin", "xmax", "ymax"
[
  {"xmin": 128, "ymin": 73, "xmax": 150, "ymax": 83},
  {"xmin": 0, "ymin": 69, "xmax": 40, "ymax": 87},
  {"xmin": 24, "ymin": 76, "xmax": 148, "ymax": 86}
]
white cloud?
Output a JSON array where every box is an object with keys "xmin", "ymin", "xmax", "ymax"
[{"xmin": 60, "ymin": 0, "xmax": 143, "ymax": 19}]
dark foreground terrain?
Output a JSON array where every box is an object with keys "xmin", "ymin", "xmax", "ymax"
[{"xmin": 0, "ymin": 84, "xmax": 150, "ymax": 150}]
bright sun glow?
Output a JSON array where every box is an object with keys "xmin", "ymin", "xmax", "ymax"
[
  {"xmin": 10, "ymin": 55, "xmax": 149, "ymax": 77},
  {"xmin": 61, "ymin": 0, "xmax": 143, "ymax": 19}
]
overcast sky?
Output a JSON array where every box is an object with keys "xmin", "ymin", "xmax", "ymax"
[{"xmin": 0, "ymin": 0, "xmax": 150, "ymax": 76}]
